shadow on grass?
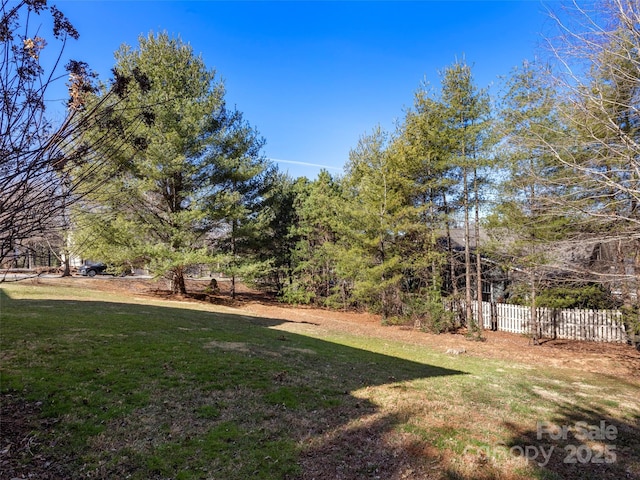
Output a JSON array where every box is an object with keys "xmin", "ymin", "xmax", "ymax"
[
  {"xmin": 0, "ymin": 287, "xmax": 465, "ymax": 479},
  {"xmin": 452, "ymin": 384, "xmax": 640, "ymax": 480},
  {"xmin": 500, "ymin": 402, "xmax": 640, "ymax": 480}
]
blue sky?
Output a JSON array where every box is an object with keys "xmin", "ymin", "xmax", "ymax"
[{"xmin": 47, "ymin": 0, "xmax": 555, "ymax": 179}]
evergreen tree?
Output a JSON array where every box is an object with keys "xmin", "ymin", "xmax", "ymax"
[
  {"xmin": 490, "ymin": 60, "xmax": 568, "ymax": 343},
  {"xmin": 338, "ymin": 127, "xmax": 410, "ymax": 318},
  {"xmin": 74, "ymin": 32, "xmax": 267, "ymax": 294},
  {"xmin": 282, "ymin": 171, "xmax": 344, "ymax": 305},
  {"xmin": 204, "ymin": 110, "xmax": 275, "ymax": 298},
  {"xmin": 398, "ymin": 83, "xmax": 461, "ymax": 307},
  {"xmin": 252, "ymin": 173, "xmax": 301, "ymax": 293},
  {"xmin": 439, "ymin": 61, "xmax": 492, "ymax": 333}
]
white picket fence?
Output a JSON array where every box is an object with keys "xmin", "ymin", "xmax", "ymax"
[{"xmin": 462, "ymin": 301, "xmax": 629, "ymax": 343}]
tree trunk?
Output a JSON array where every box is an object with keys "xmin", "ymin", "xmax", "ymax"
[
  {"xmin": 530, "ymin": 276, "xmax": 539, "ymax": 345},
  {"xmin": 379, "ymin": 240, "xmax": 388, "ymax": 320},
  {"xmin": 60, "ymin": 249, "xmax": 71, "ymax": 277},
  {"xmin": 443, "ymin": 194, "xmax": 462, "ymax": 327},
  {"xmin": 474, "ymin": 166, "xmax": 483, "ymax": 336},
  {"xmin": 61, "ymin": 256, "xmax": 71, "ymax": 277},
  {"xmin": 443, "ymin": 194, "xmax": 458, "ymax": 298},
  {"xmin": 230, "ymin": 219, "xmax": 237, "ymax": 299},
  {"xmin": 60, "ymin": 229, "xmax": 74, "ymax": 277},
  {"xmin": 617, "ymin": 239, "xmax": 631, "ymax": 307},
  {"xmin": 475, "ymin": 246, "xmax": 483, "ymax": 333},
  {"xmin": 172, "ymin": 270, "xmax": 187, "ymax": 295},
  {"xmin": 463, "ymin": 168, "xmax": 473, "ymax": 329}
]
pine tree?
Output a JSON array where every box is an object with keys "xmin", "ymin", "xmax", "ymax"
[
  {"xmin": 74, "ymin": 32, "xmax": 267, "ymax": 294},
  {"xmin": 439, "ymin": 61, "xmax": 492, "ymax": 334},
  {"xmin": 204, "ymin": 110, "xmax": 275, "ymax": 298},
  {"xmin": 335, "ymin": 125, "xmax": 442, "ymax": 323},
  {"xmin": 254, "ymin": 173, "xmax": 302, "ymax": 293},
  {"xmin": 394, "ymin": 86, "xmax": 460, "ymax": 329},
  {"xmin": 283, "ymin": 171, "xmax": 344, "ymax": 305},
  {"xmin": 490, "ymin": 60, "xmax": 568, "ymax": 343}
]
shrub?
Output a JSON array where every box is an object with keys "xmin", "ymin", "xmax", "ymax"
[
  {"xmin": 404, "ymin": 293, "xmax": 455, "ymax": 333},
  {"xmin": 509, "ymin": 283, "xmax": 620, "ymax": 310}
]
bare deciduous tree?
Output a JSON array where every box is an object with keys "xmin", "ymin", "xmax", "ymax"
[
  {"xmin": 1, "ymin": 0, "xmax": 92, "ymax": 268},
  {"xmin": 1, "ymin": 1, "xmax": 146, "ymax": 275},
  {"xmin": 543, "ymin": 1, "xmax": 640, "ymax": 306}
]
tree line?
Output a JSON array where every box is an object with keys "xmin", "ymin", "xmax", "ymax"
[{"xmin": 2, "ymin": 0, "xmax": 638, "ymax": 336}]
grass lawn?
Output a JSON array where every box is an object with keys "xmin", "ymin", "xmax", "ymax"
[{"xmin": 1, "ymin": 280, "xmax": 639, "ymax": 479}]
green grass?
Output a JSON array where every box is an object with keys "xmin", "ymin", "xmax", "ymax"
[{"xmin": 1, "ymin": 281, "xmax": 639, "ymax": 480}]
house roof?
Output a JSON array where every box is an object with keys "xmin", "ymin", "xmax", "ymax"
[{"xmin": 442, "ymin": 226, "xmax": 489, "ymax": 251}]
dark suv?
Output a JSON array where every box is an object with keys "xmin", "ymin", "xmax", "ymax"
[{"xmin": 79, "ymin": 262, "xmax": 108, "ymax": 277}]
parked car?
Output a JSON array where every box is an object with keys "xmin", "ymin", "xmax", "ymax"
[{"xmin": 79, "ymin": 262, "xmax": 108, "ymax": 277}]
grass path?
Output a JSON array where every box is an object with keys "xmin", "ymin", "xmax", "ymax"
[{"xmin": 1, "ymin": 281, "xmax": 639, "ymax": 479}]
